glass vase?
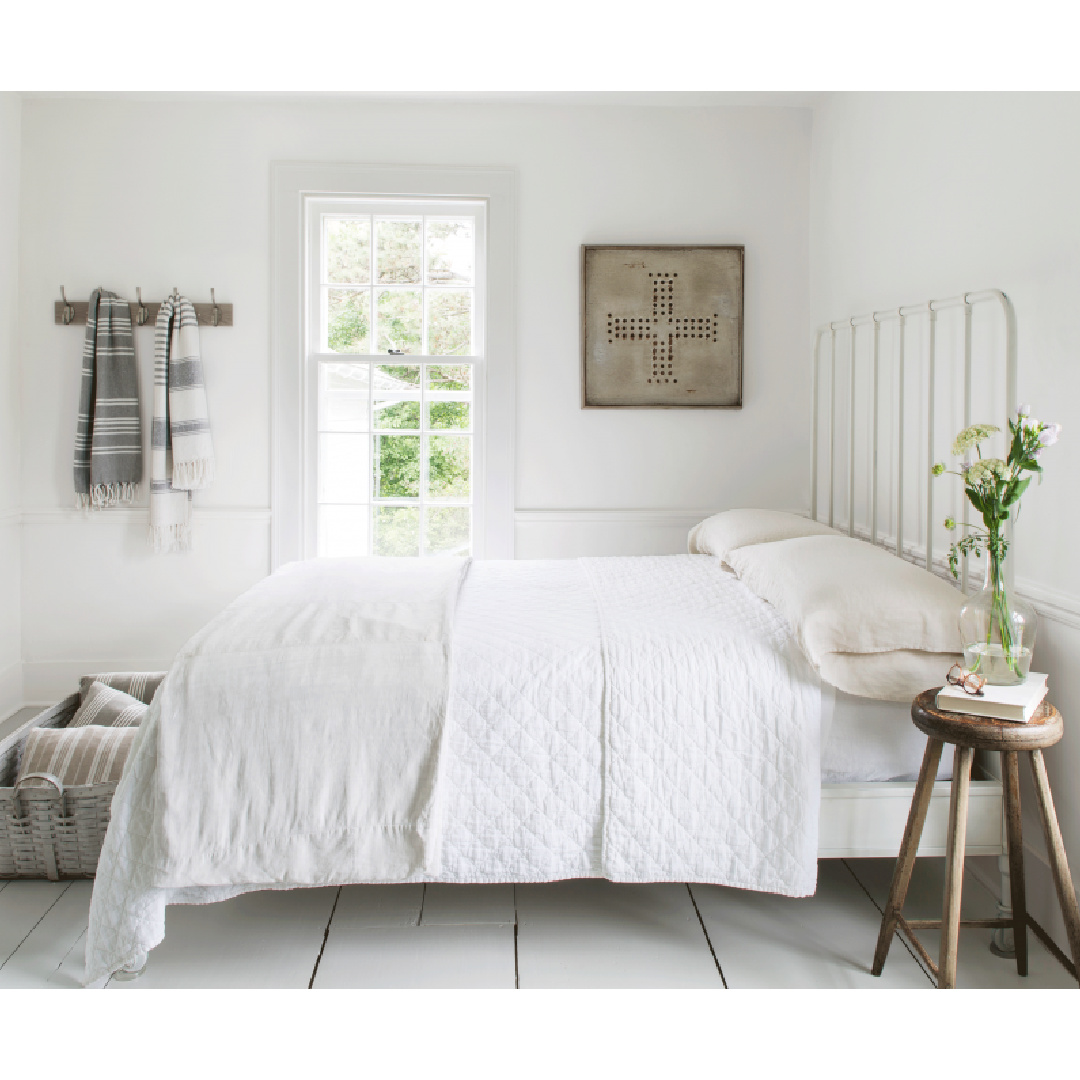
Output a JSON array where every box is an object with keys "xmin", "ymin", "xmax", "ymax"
[{"xmin": 959, "ymin": 545, "xmax": 1037, "ymax": 685}]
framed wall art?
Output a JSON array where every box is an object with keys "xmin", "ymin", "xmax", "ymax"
[{"xmin": 580, "ymin": 245, "xmax": 744, "ymax": 408}]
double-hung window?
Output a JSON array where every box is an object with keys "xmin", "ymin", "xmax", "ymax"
[{"xmin": 304, "ymin": 198, "xmax": 486, "ymax": 558}]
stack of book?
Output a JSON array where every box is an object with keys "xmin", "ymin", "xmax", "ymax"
[{"xmin": 937, "ymin": 672, "xmax": 1049, "ymax": 723}]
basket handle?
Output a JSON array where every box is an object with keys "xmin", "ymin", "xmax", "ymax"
[
  {"xmin": 13, "ymin": 772, "xmax": 64, "ymax": 803},
  {"xmin": 11, "ymin": 773, "xmax": 63, "ymax": 881}
]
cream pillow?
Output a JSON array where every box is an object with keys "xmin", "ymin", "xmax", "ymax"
[
  {"xmin": 69, "ymin": 681, "xmax": 148, "ymax": 728},
  {"xmin": 16, "ymin": 725, "xmax": 136, "ymax": 789},
  {"xmin": 78, "ymin": 671, "xmax": 165, "ymax": 705},
  {"xmin": 687, "ymin": 509, "xmax": 839, "ymax": 564},
  {"xmin": 819, "ymin": 650, "xmax": 962, "ymax": 703},
  {"xmin": 727, "ymin": 534, "xmax": 963, "ymax": 701}
]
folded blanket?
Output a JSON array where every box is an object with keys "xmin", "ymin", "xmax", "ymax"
[
  {"xmin": 151, "ymin": 295, "xmax": 215, "ymax": 553},
  {"xmin": 86, "ymin": 555, "xmax": 469, "ymax": 981},
  {"xmin": 74, "ymin": 289, "xmax": 142, "ymax": 508}
]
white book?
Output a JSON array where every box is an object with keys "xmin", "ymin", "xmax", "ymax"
[{"xmin": 936, "ymin": 672, "xmax": 1049, "ymax": 723}]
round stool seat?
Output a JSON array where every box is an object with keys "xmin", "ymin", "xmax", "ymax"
[{"xmin": 912, "ymin": 688, "xmax": 1063, "ymax": 752}]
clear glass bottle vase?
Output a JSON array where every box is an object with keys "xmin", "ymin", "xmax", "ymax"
[{"xmin": 959, "ymin": 545, "xmax": 1037, "ymax": 685}]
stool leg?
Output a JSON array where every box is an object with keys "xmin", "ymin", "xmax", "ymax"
[
  {"xmin": 872, "ymin": 737, "xmax": 944, "ymax": 976},
  {"xmin": 1001, "ymin": 750, "xmax": 1028, "ymax": 977},
  {"xmin": 1029, "ymin": 749, "xmax": 1080, "ymax": 984},
  {"xmin": 939, "ymin": 745, "xmax": 974, "ymax": 989}
]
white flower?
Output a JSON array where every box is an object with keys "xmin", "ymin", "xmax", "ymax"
[
  {"xmin": 952, "ymin": 423, "xmax": 1000, "ymax": 456},
  {"xmin": 1039, "ymin": 422, "xmax": 1062, "ymax": 447},
  {"xmin": 1017, "ymin": 403, "xmax": 1031, "ymax": 417}
]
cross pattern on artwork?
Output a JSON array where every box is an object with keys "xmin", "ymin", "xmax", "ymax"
[{"xmin": 606, "ymin": 271, "xmax": 719, "ymax": 386}]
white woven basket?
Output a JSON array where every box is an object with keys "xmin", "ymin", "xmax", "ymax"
[{"xmin": 0, "ymin": 676, "xmax": 164, "ymax": 880}]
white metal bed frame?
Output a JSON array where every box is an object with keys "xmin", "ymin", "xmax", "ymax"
[{"xmin": 811, "ymin": 289, "xmax": 1015, "ymax": 943}]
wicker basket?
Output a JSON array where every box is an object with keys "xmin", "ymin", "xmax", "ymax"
[{"xmin": 0, "ymin": 675, "xmax": 164, "ymax": 880}]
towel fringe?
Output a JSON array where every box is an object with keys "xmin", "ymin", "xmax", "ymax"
[
  {"xmin": 89, "ymin": 482, "xmax": 138, "ymax": 509},
  {"xmin": 149, "ymin": 523, "xmax": 192, "ymax": 554},
  {"xmin": 171, "ymin": 459, "xmax": 216, "ymax": 490}
]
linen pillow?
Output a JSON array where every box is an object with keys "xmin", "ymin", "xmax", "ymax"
[
  {"xmin": 69, "ymin": 681, "xmax": 148, "ymax": 729},
  {"xmin": 687, "ymin": 509, "xmax": 839, "ymax": 564},
  {"xmin": 78, "ymin": 671, "xmax": 165, "ymax": 705},
  {"xmin": 727, "ymin": 534, "xmax": 963, "ymax": 701},
  {"xmin": 16, "ymin": 725, "xmax": 136, "ymax": 789}
]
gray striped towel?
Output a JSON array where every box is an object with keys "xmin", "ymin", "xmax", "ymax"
[
  {"xmin": 151, "ymin": 295, "xmax": 215, "ymax": 553},
  {"xmin": 74, "ymin": 288, "xmax": 142, "ymax": 509}
]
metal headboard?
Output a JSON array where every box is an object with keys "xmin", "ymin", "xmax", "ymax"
[{"xmin": 810, "ymin": 290, "xmax": 1017, "ymax": 595}]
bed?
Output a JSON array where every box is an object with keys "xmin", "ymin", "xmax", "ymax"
[{"xmin": 83, "ymin": 288, "xmax": 1014, "ymax": 982}]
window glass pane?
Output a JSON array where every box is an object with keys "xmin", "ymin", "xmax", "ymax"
[
  {"xmin": 319, "ymin": 433, "xmax": 369, "ymax": 503},
  {"xmin": 377, "ymin": 290, "xmax": 422, "ymax": 354},
  {"xmin": 374, "ymin": 505, "xmax": 420, "ymax": 556},
  {"xmin": 374, "ymin": 400, "xmax": 420, "ymax": 430},
  {"xmin": 427, "ymin": 291, "xmax": 472, "ymax": 356},
  {"xmin": 376, "ymin": 218, "xmax": 422, "ymax": 284},
  {"xmin": 428, "ymin": 401, "xmax": 470, "ymax": 430},
  {"xmin": 428, "ymin": 435, "xmax": 470, "ymax": 498},
  {"xmin": 327, "ymin": 289, "xmax": 370, "ymax": 354},
  {"xmin": 319, "ymin": 362, "xmax": 369, "ymax": 432},
  {"xmin": 426, "ymin": 218, "xmax": 474, "ymax": 286},
  {"xmin": 375, "ymin": 364, "xmax": 421, "ymax": 389},
  {"xmin": 425, "ymin": 506, "xmax": 471, "ymax": 556},
  {"xmin": 325, "ymin": 217, "xmax": 371, "ymax": 284},
  {"xmin": 318, "ymin": 504, "xmax": 370, "ymax": 557},
  {"xmin": 374, "ymin": 434, "xmax": 421, "ymax": 498},
  {"xmin": 426, "ymin": 364, "xmax": 472, "ymax": 391}
]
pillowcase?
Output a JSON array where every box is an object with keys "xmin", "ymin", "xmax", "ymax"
[
  {"xmin": 69, "ymin": 681, "xmax": 148, "ymax": 729},
  {"xmin": 687, "ymin": 509, "xmax": 839, "ymax": 564},
  {"xmin": 727, "ymin": 534, "xmax": 963, "ymax": 701},
  {"xmin": 79, "ymin": 671, "xmax": 165, "ymax": 705},
  {"xmin": 818, "ymin": 650, "xmax": 963, "ymax": 703},
  {"xmin": 16, "ymin": 725, "xmax": 136, "ymax": 789}
]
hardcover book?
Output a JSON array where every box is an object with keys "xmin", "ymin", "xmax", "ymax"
[{"xmin": 937, "ymin": 672, "xmax": 1049, "ymax": 723}]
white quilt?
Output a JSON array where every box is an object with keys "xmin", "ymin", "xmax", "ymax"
[{"xmin": 86, "ymin": 555, "xmax": 820, "ymax": 983}]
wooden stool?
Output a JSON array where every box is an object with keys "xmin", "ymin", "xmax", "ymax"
[{"xmin": 872, "ymin": 689, "xmax": 1080, "ymax": 988}]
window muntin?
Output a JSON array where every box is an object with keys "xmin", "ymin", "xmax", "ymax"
[{"xmin": 306, "ymin": 200, "xmax": 484, "ymax": 559}]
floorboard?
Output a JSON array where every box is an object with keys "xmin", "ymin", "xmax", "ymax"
[
  {"xmin": 693, "ymin": 860, "xmax": 932, "ymax": 989},
  {"xmin": 0, "ymin": 881, "xmax": 92, "ymax": 988},
  {"xmin": 106, "ymin": 887, "xmax": 339, "ymax": 990},
  {"xmin": 515, "ymin": 879, "xmax": 722, "ymax": 989},
  {"xmin": 1, "ymin": 862, "xmax": 1075, "ymax": 989},
  {"xmin": 0, "ymin": 880, "xmax": 71, "ymax": 968},
  {"xmin": 313, "ymin": 923, "xmax": 516, "ymax": 989}
]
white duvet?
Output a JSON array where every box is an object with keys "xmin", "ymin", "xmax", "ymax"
[{"xmin": 86, "ymin": 555, "xmax": 820, "ymax": 982}]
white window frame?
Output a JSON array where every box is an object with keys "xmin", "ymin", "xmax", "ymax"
[
  {"xmin": 271, "ymin": 164, "xmax": 516, "ymax": 567},
  {"xmin": 304, "ymin": 197, "xmax": 486, "ymax": 559}
]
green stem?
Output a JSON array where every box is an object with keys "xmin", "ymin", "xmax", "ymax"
[{"xmin": 985, "ymin": 531, "xmax": 1020, "ymax": 677}]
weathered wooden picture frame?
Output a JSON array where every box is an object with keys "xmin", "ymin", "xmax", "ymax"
[{"xmin": 580, "ymin": 244, "xmax": 744, "ymax": 408}]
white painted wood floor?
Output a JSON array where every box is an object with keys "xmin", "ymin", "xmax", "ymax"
[{"xmin": 1, "ymin": 859, "xmax": 1075, "ymax": 989}]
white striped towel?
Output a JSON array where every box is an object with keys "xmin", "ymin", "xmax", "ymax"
[{"xmin": 151, "ymin": 296, "xmax": 215, "ymax": 553}]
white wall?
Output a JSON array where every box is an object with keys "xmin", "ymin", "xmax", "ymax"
[
  {"xmin": 0, "ymin": 94, "xmax": 22, "ymax": 717},
  {"xmin": 16, "ymin": 95, "xmax": 812, "ymax": 697},
  {"xmin": 809, "ymin": 91, "xmax": 1080, "ymax": 952}
]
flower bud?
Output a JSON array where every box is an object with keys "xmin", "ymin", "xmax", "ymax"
[
  {"xmin": 931, "ymin": 462, "xmax": 945, "ymax": 476},
  {"xmin": 944, "ymin": 517, "xmax": 956, "ymax": 531}
]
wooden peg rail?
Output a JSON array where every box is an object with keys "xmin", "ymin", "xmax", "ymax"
[{"xmin": 54, "ymin": 299, "xmax": 233, "ymax": 327}]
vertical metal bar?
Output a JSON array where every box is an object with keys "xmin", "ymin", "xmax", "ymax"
[
  {"xmin": 811, "ymin": 331, "xmax": 821, "ymax": 521},
  {"xmin": 1000, "ymin": 291, "xmax": 1018, "ymax": 592},
  {"xmin": 848, "ymin": 320, "xmax": 857, "ymax": 537},
  {"xmin": 961, "ymin": 299, "xmax": 972, "ymax": 595},
  {"xmin": 871, "ymin": 317, "xmax": 880, "ymax": 547},
  {"xmin": 896, "ymin": 312, "xmax": 906, "ymax": 557},
  {"xmin": 926, "ymin": 304, "xmax": 936, "ymax": 571},
  {"xmin": 828, "ymin": 328, "xmax": 837, "ymax": 529}
]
